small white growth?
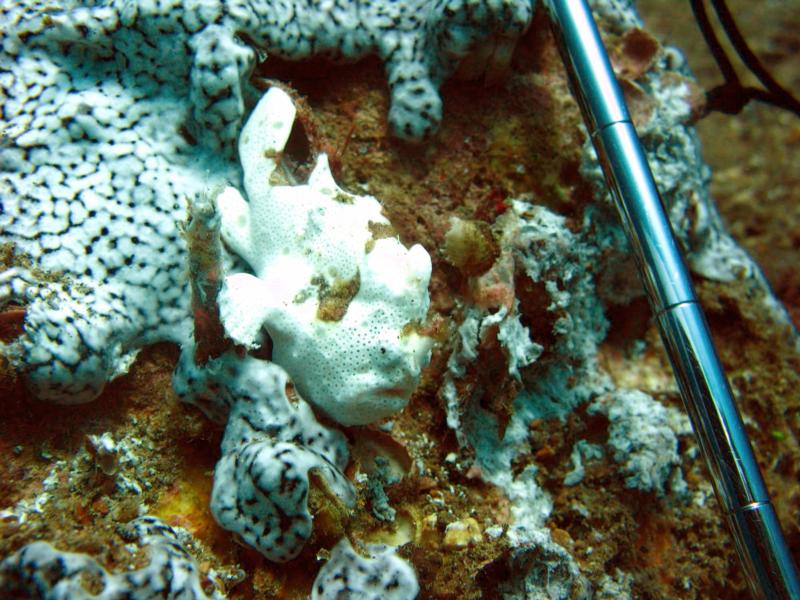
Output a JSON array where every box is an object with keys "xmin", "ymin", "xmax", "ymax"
[
  {"xmin": 86, "ymin": 432, "xmax": 120, "ymax": 476},
  {"xmin": 443, "ymin": 517, "xmax": 483, "ymax": 548},
  {"xmin": 596, "ymin": 569, "xmax": 634, "ymax": 599},
  {"xmin": 312, "ymin": 538, "xmax": 419, "ymax": 600},
  {"xmin": 504, "ymin": 466, "xmax": 554, "ymax": 547},
  {"xmin": 496, "ymin": 302, "xmax": 543, "ymax": 380},
  {"xmin": 0, "ymin": 516, "xmax": 215, "ymax": 599},
  {"xmin": 590, "ymin": 390, "xmax": 682, "ymax": 496},
  {"xmin": 588, "ymin": 0, "xmax": 642, "ymax": 32},
  {"xmin": 485, "ymin": 525, "xmax": 504, "ymax": 539},
  {"xmin": 0, "ymin": 461, "xmax": 64, "ymax": 525},
  {"xmin": 563, "ymin": 440, "xmax": 604, "ymax": 487},
  {"xmin": 217, "ymin": 87, "xmax": 433, "ymax": 426}
]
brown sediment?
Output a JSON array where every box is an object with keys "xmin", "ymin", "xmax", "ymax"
[
  {"xmin": 0, "ymin": 307, "xmax": 26, "ymax": 342},
  {"xmin": 365, "ymin": 221, "xmax": 397, "ymax": 253},
  {"xmin": 314, "ymin": 272, "xmax": 361, "ymax": 322},
  {"xmin": 185, "ymin": 195, "xmax": 231, "ymax": 365},
  {"xmin": 0, "ymin": 344, "xmax": 230, "ymax": 592}
]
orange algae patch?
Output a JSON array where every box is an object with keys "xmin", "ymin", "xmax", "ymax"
[
  {"xmin": 634, "ymin": 513, "xmax": 679, "ymax": 588},
  {"xmin": 151, "ymin": 450, "xmax": 224, "ymax": 549}
]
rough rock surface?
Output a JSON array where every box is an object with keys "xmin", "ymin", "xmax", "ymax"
[{"xmin": 1, "ymin": 0, "xmax": 798, "ymax": 598}]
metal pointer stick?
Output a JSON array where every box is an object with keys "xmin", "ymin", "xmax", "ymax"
[{"xmin": 541, "ymin": 1, "xmax": 800, "ymax": 597}]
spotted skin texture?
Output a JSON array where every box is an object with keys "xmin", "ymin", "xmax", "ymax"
[
  {"xmin": 176, "ymin": 352, "xmax": 355, "ymax": 562},
  {"xmin": 0, "ymin": 517, "xmax": 212, "ymax": 599}
]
